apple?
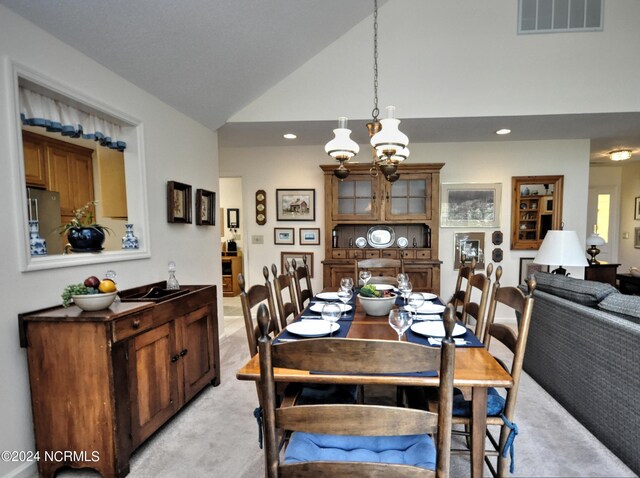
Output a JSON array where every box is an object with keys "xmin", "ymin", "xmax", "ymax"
[{"xmin": 84, "ymin": 276, "xmax": 100, "ymax": 288}]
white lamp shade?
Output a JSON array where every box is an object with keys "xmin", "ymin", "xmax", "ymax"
[
  {"xmin": 325, "ymin": 118, "xmax": 359, "ymax": 160},
  {"xmin": 586, "ymin": 233, "xmax": 606, "ymax": 246},
  {"xmin": 370, "ymin": 106, "xmax": 409, "ymax": 156},
  {"xmin": 534, "ymin": 230, "xmax": 589, "ymax": 267},
  {"xmin": 377, "ymin": 146, "xmax": 410, "ymax": 162}
]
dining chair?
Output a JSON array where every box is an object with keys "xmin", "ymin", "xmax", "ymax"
[
  {"xmin": 450, "ymin": 256, "xmax": 476, "ymax": 321},
  {"xmin": 238, "ymin": 267, "xmax": 279, "ymax": 357},
  {"xmin": 290, "ymin": 256, "xmax": 314, "ymax": 311},
  {"xmin": 446, "ymin": 266, "xmax": 536, "ymax": 477},
  {"xmin": 270, "ymin": 263, "xmax": 299, "ymax": 331},
  {"xmin": 257, "ymin": 303, "xmax": 457, "ymax": 477},
  {"xmin": 460, "ymin": 262, "xmax": 494, "ymax": 340},
  {"xmin": 354, "ymin": 257, "xmax": 404, "ymax": 286}
]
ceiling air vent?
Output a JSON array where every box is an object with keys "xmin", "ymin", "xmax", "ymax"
[{"xmin": 519, "ymin": 0, "xmax": 603, "ymax": 34}]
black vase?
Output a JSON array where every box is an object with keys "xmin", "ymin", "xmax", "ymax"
[{"xmin": 67, "ymin": 226, "xmax": 105, "ymax": 252}]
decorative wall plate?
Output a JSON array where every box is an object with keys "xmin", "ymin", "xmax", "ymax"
[
  {"xmin": 355, "ymin": 237, "xmax": 367, "ymax": 248},
  {"xmin": 397, "ymin": 236, "xmax": 409, "ymax": 248},
  {"xmin": 255, "ymin": 189, "xmax": 266, "ymax": 225}
]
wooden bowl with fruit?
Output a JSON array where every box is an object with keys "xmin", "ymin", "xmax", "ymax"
[
  {"xmin": 357, "ymin": 284, "xmax": 397, "ymax": 316},
  {"xmin": 62, "ymin": 275, "xmax": 118, "ymax": 311}
]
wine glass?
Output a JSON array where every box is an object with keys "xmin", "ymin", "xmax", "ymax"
[
  {"xmin": 397, "ymin": 272, "xmax": 408, "ymax": 285},
  {"xmin": 388, "ymin": 309, "xmax": 413, "ymax": 341},
  {"xmin": 398, "ymin": 281, "xmax": 412, "ymax": 305},
  {"xmin": 359, "ymin": 270, "xmax": 372, "ymax": 287},
  {"xmin": 321, "ymin": 302, "xmax": 342, "ymax": 336},
  {"xmin": 337, "ymin": 287, "xmax": 353, "ymax": 318},
  {"xmin": 407, "ymin": 292, "xmax": 425, "ymax": 320},
  {"xmin": 340, "ymin": 277, "xmax": 354, "ymax": 292}
]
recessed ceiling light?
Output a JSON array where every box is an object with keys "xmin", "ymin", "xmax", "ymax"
[
  {"xmin": 283, "ymin": 133, "xmax": 297, "ymax": 140},
  {"xmin": 496, "ymin": 128, "xmax": 511, "ymax": 135}
]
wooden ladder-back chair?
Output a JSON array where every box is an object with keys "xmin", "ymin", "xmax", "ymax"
[
  {"xmin": 354, "ymin": 257, "xmax": 404, "ymax": 286},
  {"xmin": 460, "ymin": 262, "xmax": 494, "ymax": 340},
  {"xmin": 451, "ymin": 266, "xmax": 536, "ymax": 477},
  {"xmin": 290, "ymin": 256, "xmax": 313, "ymax": 311},
  {"xmin": 451, "ymin": 257, "xmax": 476, "ymax": 321},
  {"xmin": 257, "ymin": 303, "xmax": 458, "ymax": 478},
  {"xmin": 238, "ymin": 267, "xmax": 279, "ymax": 357},
  {"xmin": 270, "ymin": 263, "xmax": 299, "ymax": 331}
]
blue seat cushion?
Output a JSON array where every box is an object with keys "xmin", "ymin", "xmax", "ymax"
[
  {"xmin": 297, "ymin": 384, "xmax": 358, "ymax": 405},
  {"xmin": 452, "ymin": 387, "xmax": 505, "ymax": 417},
  {"xmin": 284, "ymin": 432, "xmax": 436, "ymax": 470}
]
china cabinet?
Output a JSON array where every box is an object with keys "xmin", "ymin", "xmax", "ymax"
[
  {"xmin": 511, "ymin": 175, "xmax": 564, "ymax": 250},
  {"xmin": 321, "ymin": 163, "xmax": 443, "ymax": 293},
  {"xmin": 19, "ymin": 283, "xmax": 219, "ymax": 478}
]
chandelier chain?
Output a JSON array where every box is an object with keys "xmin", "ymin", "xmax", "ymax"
[{"xmin": 371, "ymin": 0, "xmax": 379, "ymax": 122}]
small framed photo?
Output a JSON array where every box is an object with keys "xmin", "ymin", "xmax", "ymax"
[
  {"xmin": 635, "ymin": 227, "xmax": 640, "ymax": 249},
  {"xmin": 276, "ymin": 188, "xmax": 316, "ymax": 221},
  {"xmin": 281, "ymin": 251, "xmax": 314, "ymax": 277},
  {"xmin": 195, "ymin": 189, "xmax": 215, "ymax": 226},
  {"xmin": 454, "ymin": 232, "xmax": 485, "ymax": 270},
  {"xmin": 227, "ymin": 208, "xmax": 240, "ymax": 228},
  {"xmin": 299, "ymin": 227, "xmax": 320, "ymax": 245},
  {"xmin": 167, "ymin": 181, "xmax": 192, "ymax": 223},
  {"xmin": 519, "ymin": 257, "xmax": 548, "ymax": 284},
  {"xmin": 441, "ymin": 183, "xmax": 501, "ymax": 228},
  {"xmin": 635, "ymin": 197, "xmax": 640, "ymax": 220},
  {"xmin": 274, "ymin": 227, "xmax": 295, "ymax": 245}
]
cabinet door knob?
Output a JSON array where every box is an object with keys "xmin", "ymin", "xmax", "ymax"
[
  {"xmin": 180, "ymin": 349, "xmax": 188, "ymax": 357},
  {"xmin": 171, "ymin": 354, "xmax": 180, "ymax": 363},
  {"xmin": 131, "ymin": 319, "xmax": 141, "ymax": 329}
]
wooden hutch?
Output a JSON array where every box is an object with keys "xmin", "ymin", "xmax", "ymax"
[{"xmin": 320, "ymin": 163, "xmax": 443, "ymax": 294}]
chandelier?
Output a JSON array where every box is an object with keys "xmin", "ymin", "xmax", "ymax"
[{"xmin": 325, "ymin": 0, "xmax": 409, "ymax": 182}]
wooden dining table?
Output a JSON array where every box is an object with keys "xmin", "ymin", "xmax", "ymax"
[{"xmin": 236, "ymin": 294, "xmax": 513, "ymax": 478}]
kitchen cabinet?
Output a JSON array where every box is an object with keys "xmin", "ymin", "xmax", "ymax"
[
  {"xmin": 321, "ymin": 163, "xmax": 443, "ymax": 293},
  {"xmin": 97, "ymin": 146, "xmax": 128, "ymax": 218},
  {"xmin": 22, "ymin": 131, "xmax": 47, "ymax": 188},
  {"xmin": 19, "ymin": 283, "xmax": 219, "ymax": 478},
  {"xmin": 511, "ymin": 175, "xmax": 564, "ymax": 250}
]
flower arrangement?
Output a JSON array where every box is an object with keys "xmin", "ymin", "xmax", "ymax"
[{"xmin": 56, "ymin": 200, "xmax": 113, "ymax": 236}]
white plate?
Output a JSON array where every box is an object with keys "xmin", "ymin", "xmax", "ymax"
[
  {"xmin": 309, "ymin": 303, "xmax": 352, "ymax": 313},
  {"xmin": 411, "ymin": 321, "xmax": 467, "ymax": 338},
  {"xmin": 411, "ymin": 303, "xmax": 446, "ymax": 314},
  {"xmin": 374, "ymin": 284, "xmax": 394, "ymax": 291},
  {"xmin": 286, "ymin": 321, "xmax": 340, "ymax": 337},
  {"xmin": 421, "ymin": 292, "xmax": 438, "ymax": 300},
  {"xmin": 355, "ymin": 237, "xmax": 367, "ymax": 248},
  {"xmin": 412, "ymin": 314, "xmax": 442, "ymax": 321},
  {"xmin": 397, "ymin": 236, "xmax": 408, "ymax": 248},
  {"xmin": 315, "ymin": 292, "xmax": 340, "ymax": 301}
]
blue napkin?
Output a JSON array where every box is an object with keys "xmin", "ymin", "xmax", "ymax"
[{"xmin": 310, "ymin": 369, "xmax": 437, "ymax": 377}]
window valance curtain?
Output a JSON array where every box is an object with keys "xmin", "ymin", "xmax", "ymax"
[{"xmin": 19, "ymin": 87, "xmax": 126, "ymax": 151}]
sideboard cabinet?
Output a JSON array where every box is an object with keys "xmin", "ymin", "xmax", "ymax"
[
  {"xmin": 19, "ymin": 283, "xmax": 219, "ymax": 478},
  {"xmin": 321, "ymin": 163, "xmax": 443, "ymax": 293}
]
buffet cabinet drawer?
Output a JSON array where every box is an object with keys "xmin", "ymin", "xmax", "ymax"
[{"xmin": 112, "ymin": 309, "xmax": 155, "ymax": 342}]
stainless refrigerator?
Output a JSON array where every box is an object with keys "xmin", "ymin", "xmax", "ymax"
[{"xmin": 27, "ymin": 187, "xmax": 64, "ymax": 255}]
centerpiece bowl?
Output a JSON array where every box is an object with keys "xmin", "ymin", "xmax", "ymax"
[
  {"xmin": 72, "ymin": 291, "xmax": 117, "ymax": 311},
  {"xmin": 357, "ymin": 293, "xmax": 397, "ymax": 316}
]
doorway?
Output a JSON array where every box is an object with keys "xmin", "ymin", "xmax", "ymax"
[{"xmin": 587, "ymin": 185, "xmax": 619, "ymax": 263}]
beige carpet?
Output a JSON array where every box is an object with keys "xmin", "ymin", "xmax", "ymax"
[{"xmin": 34, "ymin": 297, "xmax": 636, "ymax": 477}]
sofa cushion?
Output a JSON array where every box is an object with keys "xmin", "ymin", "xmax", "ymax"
[
  {"xmin": 533, "ymin": 271, "xmax": 617, "ymax": 307},
  {"xmin": 597, "ymin": 292, "xmax": 640, "ymax": 324}
]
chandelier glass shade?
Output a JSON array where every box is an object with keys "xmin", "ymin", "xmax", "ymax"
[
  {"xmin": 325, "ymin": 116, "xmax": 359, "ymax": 160},
  {"xmin": 370, "ymin": 106, "xmax": 409, "ymax": 159}
]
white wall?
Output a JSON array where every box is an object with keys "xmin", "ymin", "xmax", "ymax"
[
  {"xmin": 619, "ymin": 162, "xmax": 640, "ymax": 270},
  {"xmin": 0, "ymin": 6, "xmax": 220, "ymax": 477}
]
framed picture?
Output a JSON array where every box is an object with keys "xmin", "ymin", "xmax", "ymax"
[
  {"xmin": 299, "ymin": 227, "xmax": 320, "ymax": 245},
  {"xmin": 276, "ymin": 188, "xmax": 316, "ymax": 221},
  {"xmin": 635, "ymin": 197, "xmax": 640, "ymax": 220},
  {"xmin": 519, "ymin": 257, "xmax": 548, "ymax": 284},
  {"xmin": 281, "ymin": 251, "xmax": 314, "ymax": 277},
  {"xmin": 635, "ymin": 227, "xmax": 640, "ymax": 249},
  {"xmin": 195, "ymin": 189, "xmax": 215, "ymax": 226},
  {"xmin": 167, "ymin": 181, "xmax": 192, "ymax": 223},
  {"xmin": 227, "ymin": 208, "xmax": 240, "ymax": 228},
  {"xmin": 441, "ymin": 183, "xmax": 501, "ymax": 228},
  {"xmin": 454, "ymin": 232, "xmax": 485, "ymax": 270},
  {"xmin": 274, "ymin": 227, "xmax": 295, "ymax": 245}
]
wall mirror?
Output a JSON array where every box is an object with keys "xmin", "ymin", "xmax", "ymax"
[
  {"xmin": 12, "ymin": 63, "xmax": 150, "ymax": 271},
  {"xmin": 511, "ymin": 175, "xmax": 564, "ymax": 250}
]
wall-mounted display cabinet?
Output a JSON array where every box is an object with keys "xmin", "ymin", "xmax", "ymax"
[
  {"xmin": 511, "ymin": 175, "xmax": 564, "ymax": 250},
  {"xmin": 321, "ymin": 163, "xmax": 443, "ymax": 293}
]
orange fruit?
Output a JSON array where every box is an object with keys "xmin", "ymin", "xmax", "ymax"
[{"xmin": 98, "ymin": 279, "xmax": 117, "ymax": 293}]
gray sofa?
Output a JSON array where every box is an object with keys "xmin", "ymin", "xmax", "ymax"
[{"xmin": 522, "ymin": 272, "xmax": 640, "ymax": 476}]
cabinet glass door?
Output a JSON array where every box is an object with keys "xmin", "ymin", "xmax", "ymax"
[
  {"xmin": 333, "ymin": 175, "xmax": 378, "ymax": 221},
  {"xmin": 386, "ymin": 174, "xmax": 431, "ymax": 220}
]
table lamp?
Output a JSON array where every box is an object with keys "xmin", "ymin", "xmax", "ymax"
[
  {"xmin": 534, "ymin": 230, "xmax": 588, "ymax": 275},
  {"xmin": 586, "ymin": 231, "xmax": 606, "ymax": 265}
]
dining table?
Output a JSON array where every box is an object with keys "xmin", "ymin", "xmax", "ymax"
[{"xmin": 236, "ymin": 289, "xmax": 513, "ymax": 478}]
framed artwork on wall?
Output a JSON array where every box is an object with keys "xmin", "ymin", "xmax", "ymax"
[
  {"xmin": 635, "ymin": 197, "xmax": 640, "ymax": 220},
  {"xmin": 454, "ymin": 232, "xmax": 485, "ymax": 270},
  {"xmin": 635, "ymin": 227, "xmax": 640, "ymax": 249},
  {"xmin": 274, "ymin": 227, "xmax": 295, "ymax": 245},
  {"xmin": 299, "ymin": 228, "xmax": 320, "ymax": 245},
  {"xmin": 519, "ymin": 257, "xmax": 548, "ymax": 284},
  {"xmin": 281, "ymin": 251, "xmax": 314, "ymax": 277},
  {"xmin": 227, "ymin": 208, "xmax": 240, "ymax": 228},
  {"xmin": 167, "ymin": 181, "xmax": 192, "ymax": 223},
  {"xmin": 441, "ymin": 183, "xmax": 501, "ymax": 228},
  {"xmin": 195, "ymin": 189, "xmax": 215, "ymax": 226},
  {"xmin": 276, "ymin": 188, "xmax": 316, "ymax": 221}
]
